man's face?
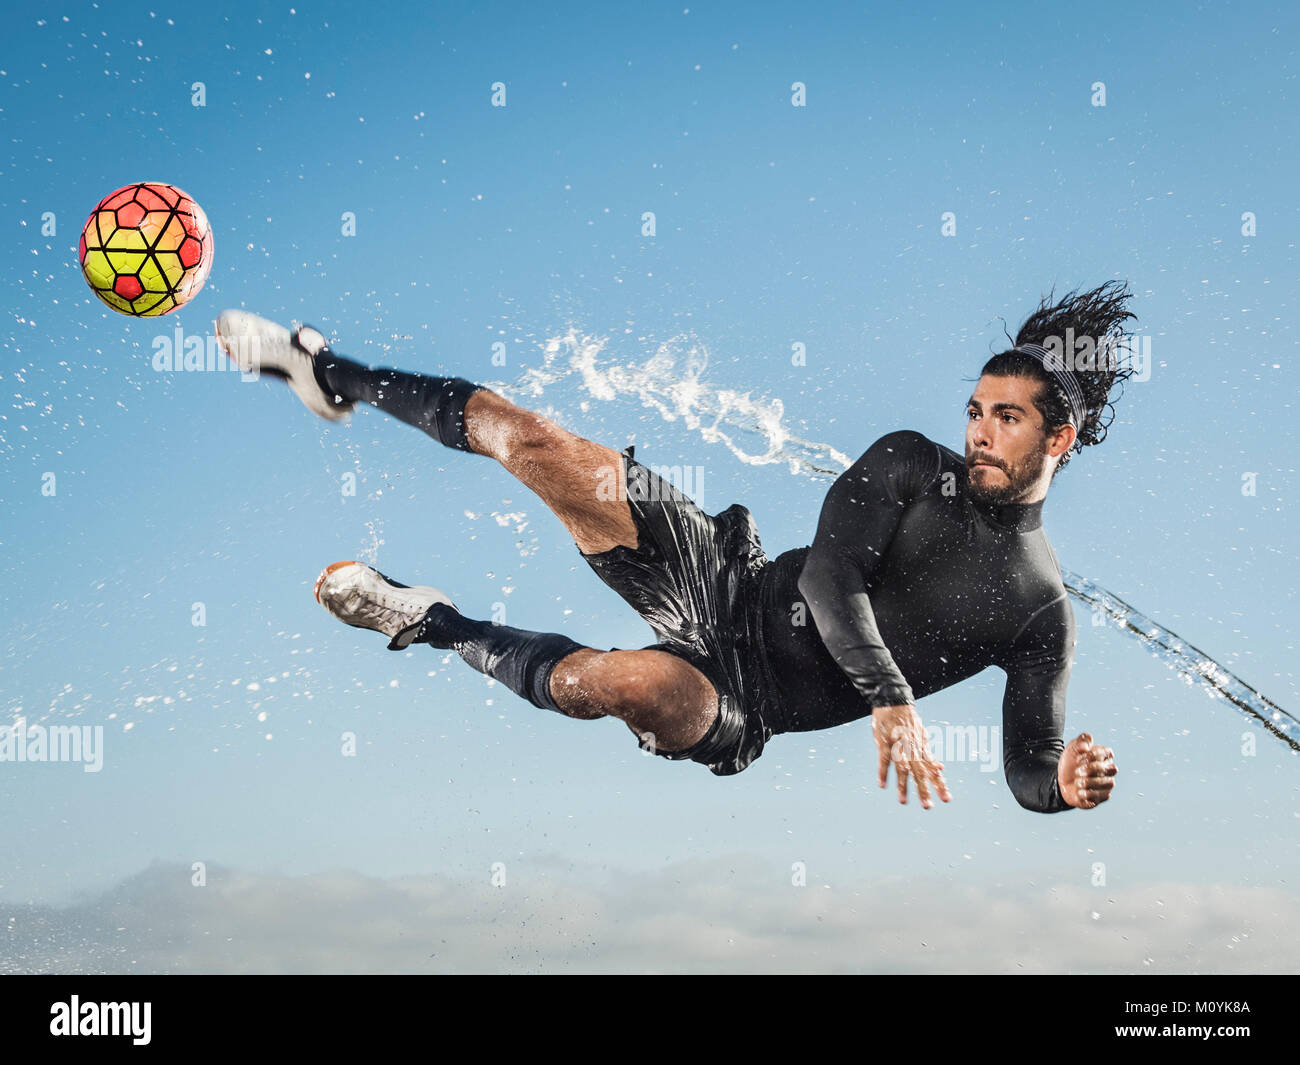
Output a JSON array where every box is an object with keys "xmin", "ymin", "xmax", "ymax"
[{"xmin": 964, "ymin": 374, "xmax": 1056, "ymax": 504}]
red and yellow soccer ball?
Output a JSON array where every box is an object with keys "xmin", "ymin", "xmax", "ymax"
[{"xmin": 79, "ymin": 182, "xmax": 214, "ymax": 316}]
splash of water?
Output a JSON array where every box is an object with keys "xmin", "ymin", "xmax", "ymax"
[
  {"xmin": 502, "ymin": 327, "xmax": 1298, "ymax": 753},
  {"xmin": 490, "ymin": 327, "xmax": 852, "ymax": 478}
]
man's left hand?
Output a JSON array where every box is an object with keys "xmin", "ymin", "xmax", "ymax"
[{"xmin": 1058, "ymin": 732, "xmax": 1117, "ymax": 809}]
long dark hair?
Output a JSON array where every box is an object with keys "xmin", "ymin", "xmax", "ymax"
[{"xmin": 983, "ymin": 280, "xmax": 1139, "ymax": 476}]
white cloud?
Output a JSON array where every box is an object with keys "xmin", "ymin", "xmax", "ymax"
[{"xmin": 2, "ymin": 856, "xmax": 1295, "ymax": 974}]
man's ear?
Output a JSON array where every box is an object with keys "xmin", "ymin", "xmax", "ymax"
[{"xmin": 1046, "ymin": 422, "xmax": 1077, "ymax": 459}]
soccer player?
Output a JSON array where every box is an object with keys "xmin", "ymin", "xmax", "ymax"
[{"xmin": 215, "ymin": 281, "xmax": 1131, "ymax": 813}]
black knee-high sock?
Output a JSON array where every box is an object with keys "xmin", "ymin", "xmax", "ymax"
[
  {"xmin": 313, "ymin": 350, "xmax": 486, "ymax": 453},
  {"xmin": 403, "ymin": 603, "xmax": 585, "ymax": 714}
]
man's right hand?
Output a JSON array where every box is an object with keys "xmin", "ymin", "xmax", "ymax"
[{"xmin": 872, "ymin": 704, "xmax": 952, "ymax": 809}]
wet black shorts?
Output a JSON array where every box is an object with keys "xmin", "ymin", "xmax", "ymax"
[{"xmin": 578, "ymin": 445, "xmax": 777, "ymax": 776}]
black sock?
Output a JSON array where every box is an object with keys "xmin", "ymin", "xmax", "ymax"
[
  {"xmin": 314, "ymin": 350, "xmax": 485, "ymax": 453},
  {"xmin": 412, "ymin": 603, "xmax": 585, "ymax": 714}
]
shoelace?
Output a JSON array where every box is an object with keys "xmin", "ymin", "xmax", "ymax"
[{"xmin": 342, "ymin": 587, "xmax": 422, "ymax": 633}]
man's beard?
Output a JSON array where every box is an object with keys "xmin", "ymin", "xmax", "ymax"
[{"xmin": 966, "ymin": 446, "xmax": 1049, "ymax": 505}]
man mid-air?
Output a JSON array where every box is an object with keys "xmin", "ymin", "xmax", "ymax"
[{"xmin": 215, "ymin": 281, "xmax": 1130, "ymax": 813}]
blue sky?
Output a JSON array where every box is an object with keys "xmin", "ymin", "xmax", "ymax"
[{"xmin": 1, "ymin": 0, "xmax": 1297, "ymax": 972}]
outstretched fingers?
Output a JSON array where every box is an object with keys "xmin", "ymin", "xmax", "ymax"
[
  {"xmin": 887, "ymin": 732, "xmax": 949, "ymax": 809},
  {"xmin": 900, "ymin": 742, "xmax": 948, "ymax": 809},
  {"xmin": 872, "ymin": 706, "xmax": 952, "ymax": 810}
]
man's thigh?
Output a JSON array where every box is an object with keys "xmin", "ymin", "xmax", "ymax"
[{"xmin": 464, "ymin": 390, "xmax": 639, "ymax": 554}]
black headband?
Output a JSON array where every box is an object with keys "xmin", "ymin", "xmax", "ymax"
[{"xmin": 1011, "ymin": 343, "xmax": 1088, "ymax": 429}]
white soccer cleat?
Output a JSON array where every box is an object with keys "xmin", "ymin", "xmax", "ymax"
[
  {"xmin": 214, "ymin": 309, "xmax": 354, "ymax": 421},
  {"xmin": 313, "ymin": 560, "xmax": 458, "ymax": 650}
]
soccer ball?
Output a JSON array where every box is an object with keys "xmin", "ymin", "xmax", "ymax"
[{"xmin": 79, "ymin": 182, "xmax": 214, "ymax": 316}]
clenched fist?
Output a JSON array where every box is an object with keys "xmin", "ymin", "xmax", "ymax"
[{"xmin": 1058, "ymin": 732, "xmax": 1117, "ymax": 809}]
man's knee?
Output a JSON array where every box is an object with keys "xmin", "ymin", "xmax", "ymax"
[
  {"xmin": 548, "ymin": 647, "xmax": 717, "ymax": 752},
  {"xmin": 465, "ymin": 390, "xmax": 557, "ymax": 460},
  {"xmin": 603, "ymin": 649, "xmax": 718, "ymax": 752}
]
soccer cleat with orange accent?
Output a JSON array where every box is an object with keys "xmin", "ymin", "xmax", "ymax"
[{"xmin": 313, "ymin": 561, "xmax": 458, "ymax": 650}]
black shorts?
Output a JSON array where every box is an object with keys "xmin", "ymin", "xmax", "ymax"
[{"xmin": 577, "ymin": 445, "xmax": 778, "ymax": 776}]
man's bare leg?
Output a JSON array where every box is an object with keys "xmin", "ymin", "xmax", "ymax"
[
  {"xmin": 410, "ymin": 599, "xmax": 719, "ymax": 752},
  {"xmin": 304, "ymin": 341, "xmax": 640, "ymax": 553}
]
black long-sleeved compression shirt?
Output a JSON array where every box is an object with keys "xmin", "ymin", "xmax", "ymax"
[{"xmin": 756, "ymin": 429, "xmax": 1076, "ymax": 813}]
